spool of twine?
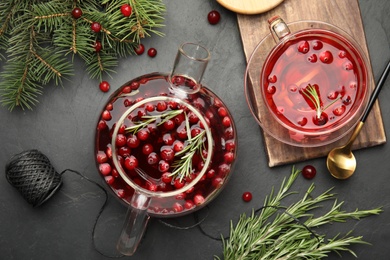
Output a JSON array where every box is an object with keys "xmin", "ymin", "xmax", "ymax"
[{"xmin": 5, "ymin": 149, "xmax": 63, "ymax": 207}]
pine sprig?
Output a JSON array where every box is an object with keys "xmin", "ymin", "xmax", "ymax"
[
  {"xmin": 218, "ymin": 167, "xmax": 382, "ymax": 260},
  {"xmin": 0, "ymin": 0, "xmax": 166, "ymax": 110}
]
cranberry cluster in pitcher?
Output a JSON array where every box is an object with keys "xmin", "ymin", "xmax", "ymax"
[{"xmin": 95, "ymin": 73, "xmax": 237, "ymax": 216}]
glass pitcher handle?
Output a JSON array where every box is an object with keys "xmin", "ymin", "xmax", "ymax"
[
  {"xmin": 116, "ymin": 191, "xmax": 151, "ymax": 256},
  {"xmin": 268, "ymin": 16, "xmax": 291, "ymax": 43}
]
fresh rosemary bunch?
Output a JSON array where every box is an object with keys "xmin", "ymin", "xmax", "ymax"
[{"xmin": 218, "ymin": 167, "xmax": 382, "ymax": 260}]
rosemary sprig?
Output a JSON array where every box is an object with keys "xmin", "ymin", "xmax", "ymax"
[
  {"xmin": 302, "ymin": 84, "xmax": 341, "ymax": 119},
  {"xmin": 218, "ymin": 167, "xmax": 382, "ymax": 260},
  {"xmin": 170, "ymin": 130, "xmax": 206, "ymax": 181},
  {"xmin": 125, "ymin": 109, "xmax": 183, "ymax": 134}
]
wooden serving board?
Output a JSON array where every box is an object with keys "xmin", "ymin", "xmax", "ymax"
[{"xmin": 237, "ymin": 0, "xmax": 386, "ymax": 167}]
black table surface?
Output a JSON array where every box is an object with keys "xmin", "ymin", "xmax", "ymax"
[{"xmin": 1, "ymin": 1, "xmax": 389, "ymax": 259}]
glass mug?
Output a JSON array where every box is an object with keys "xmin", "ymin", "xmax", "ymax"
[
  {"xmin": 245, "ymin": 16, "xmax": 371, "ymax": 147},
  {"xmin": 95, "ymin": 43, "xmax": 237, "ymax": 255}
]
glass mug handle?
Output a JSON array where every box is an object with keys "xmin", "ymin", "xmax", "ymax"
[
  {"xmin": 116, "ymin": 191, "xmax": 151, "ymax": 256},
  {"xmin": 268, "ymin": 16, "xmax": 291, "ymax": 43}
]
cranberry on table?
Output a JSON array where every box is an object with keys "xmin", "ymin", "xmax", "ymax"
[
  {"xmin": 147, "ymin": 47, "xmax": 157, "ymax": 57},
  {"xmin": 120, "ymin": 4, "xmax": 132, "ymax": 17},
  {"xmin": 99, "ymin": 81, "xmax": 110, "ymax": 92},
  {"xmin": 71, "ymin": 7, "xmax": 82, "ymax": 19},
  {"xmin": 302, "ymin": 165, "xmax": 317, "ymax": 179},
  {"xmin": 207, "ymin": 10, "xmax": 221, "ymax": 25},
  {"xmin": 242, "ymin": 191, "xmax": 252, "ymax": 202}
]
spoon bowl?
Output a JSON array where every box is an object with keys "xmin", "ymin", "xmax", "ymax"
[{"xmin": 326, "ymin": 60, "xmax": 390, "ymax": 179}]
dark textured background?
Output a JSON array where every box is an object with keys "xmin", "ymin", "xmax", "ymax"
[{"xmin": 1, "ymin": 0, "xmax": 389, "ymax": 259}]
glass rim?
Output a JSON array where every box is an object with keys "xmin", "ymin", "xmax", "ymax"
[{"xmin": 179, "ymin": 42, "xmax": 211, "ymax": 62}]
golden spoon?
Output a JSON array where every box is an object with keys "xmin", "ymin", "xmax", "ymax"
[{"xmin": 327, "ymin": 60, "xmax": 390, "ymax": 179}]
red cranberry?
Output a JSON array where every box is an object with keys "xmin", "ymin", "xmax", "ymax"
[
  {"xmin": 105, "ymin": 175, "xmax": 115, "ymax": 185},
  {"xmin": 302, "ymin": 165, "xmax": 317, "ymax": 179},
  {"xmin": 222, "ymin": 116, "xmax": 231, "ymax": 127},
  {"xmin": 71, "ymin": 7, "xmax": 82, "ymax": 19},
  {"xmin": 137, "ymin": 129, "xmax": 150, "ymax": 141},
  {"xmin": 161, "ymin": 172, "xmax": 173, "ymax": 184},
  {"xmin": 184, "ymin": 200, "xmax": 195, "ymax": 209},
  {"xmin": 173, "ymin": 140, "xmax": 184, "ymax": 152},
  {"xmin": 193, "ymin": 194, "xmax": 205, "ymax": 205},
  {"xmin": 319, "ymin": 50, "xmax": 333, "ymax": 64},
  {"xmin": 147, "ymin": 48, "xmax": 157, "ymax": 57},
  {"xmin": 97, "ymin": 120, "xmax": 107, "ymax": 130},
  {"xmin": 207, "ymin": 10, "xmax": 221, "ymax": 25},
  {"xmin": 94, "ymin": 41, "xmax": 102, "ymax": 52},
  {"xmin": 127, "ymin": 134, "xmax": 140, "ymax": 148},
  {"xmin": 99, "ymin": 163, "xmax": 111, "ymax": 176},
  {"xmin": 160, "ymin": 148, "xmax": 175, "ymax": 161},
  {"xmin": 134, "ymin": 44, "xmax": 145, "ymax": 55},
  {"xmin": 147, "ymin": 152, "xmax": 159, "ymax": 165},
  {"xmin": 223, "ymin": 152, "xmax": 235, "ymax": 163},
  {"xmin": 173, "ymin": 202, "xmax": 183, "ymax": 213},
  {"xmin": 242, "ymin": 191, "xmax": 252, "ymax": 202},
  {"xmin": 118, "ymin": 146, "xmax": 131, "ymax": 157},
  {"xmin": 101, "ymin": 110, "xmax": 112, "ymax": 121},
  {"xmin": 307, "ymin": 54, "xmax": 317, "ymax": 63},
  {"xmin": 91, "ymin": 22, "xmax": 102, "ymax": 33},
  {"xmin": 218, "ymin": 107, "xmax": 227, "ymax": 117},
  {"xmin": 115, "ymin": 134, "xmax": 127, "ymax": 147},
  {"xmin": 124, "ymin": 155, "xmax": 138, "ymax": 170},
  {"xmin": 142, "ymin": 143, "xmax": 154, "ymax": 155},
  {"xmin": 99, "ymin": 81, "xmax": 110, "ymax": 92},
  {"xmin": 158, "ymin": 160, "xmax": 170, "ymax": 172},
  {"xmin": 312, "ymin": 40, "xmax": 323, "ymax": 50},
  {"xmin": 96, "ymin": 151, "xmax": 108, "ymax": 163},
  {"xmin": 156, "ymin": 101, "xmax": 167, "ymax": 111},
  {"xmin": 163, "ymin": 133, "xmax": 174, "ymax": 145},
  {"xmin": 298, "ymin": 41, "xmax": 310, "ymax": 54},
  {"xmin": 117, "ymin": 189, "xmax": 126, "ymax": 198},
  {"xmin": 163, "ymin": 119, "xmax": 175, "ymax": 130},
  {"xmin": 268, "ymin": 75, "xmax": 277, "ymax": 83},
  {"xmin": 313, "ymin": 112, "xmax": 328, "ymax": 126},
  {"xmin": 174, "ymin": 178, "xmax": 185, "ymax": 189},
  {"xmin": 120, "ymin": 4, "xmax": 132, "ymax": 17}
]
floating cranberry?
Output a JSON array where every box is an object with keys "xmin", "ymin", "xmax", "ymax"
[
  {"xmin": 130, "ymin": 81, "xmax": 140, "ymax": 90},
  {"xmin": 223, "ymin": 152, "xmax": 234, "ymax": 163},
  {"xmin": 327, "ymin": 91, "xmax": 339, "ymax": 100},
  {"xmin": 94, "ymin": 41, "xmax": 102, "ymax": 52},
  {"xmin": 307, "ymin": 54, "xmax": 317, "ymax": 63},
  {"xmin": 207, "ymin": 10, "xmax": 221, "ymax": 25},
  {"xmin": 120, "ymin": 4, "xmax": 132, "ymax": 17},
  {"xmin": 146, "ymin": 182, "xmax": 158, "ymax": 192},
  {"xmin": 313, "ymin": 112, "xmax": 328, "ymax": 126},
  {"xmin": 338, "ymin": 50, "xmax": 347, "ymax": 58},
  {"xmin": 91, "ymin": 22, "xmax": 102, "ymax": 33},
  {"xmin": 184, "ymin": 200, "xmax": 195, "ymax": 210},
  {"xmin": 101, "ymin": 110, "xmax": 112, "ymax": 121},
  {"xmin": 218, "ymin": 107, "xmax": 227, "ymax": 117},
  {"xmin": 298, "ymin": 41, "xmax": 310, "ymax": 54},
  {"xmin": 319, "ymin": 50, "xmax": 333, "ymax": 64},
  {"xmin": 343, "ymin": 95, "xmax": 352, "ymax": 105},
  {"xmin": 147, "ymin": 47, "xmax": 157, "ymax": 57},
  {"xmin": 267, "ymin": 85, "xmax": 276, "ymax": 94},
  {"xmin": 163, "ymin": 119, "xmax": 175, "ymax": 130},
  {"xmin": 268, "ymin": 75, "xmax": 277, "ymax": 83},
  {"xmin": 118, "ymin": 146, "xmax": 131, "ymax": 157},
  {"xmin": 297, "ymin": 116, "xmax": 308, "ymax": 127},
  {"xmin": 333, "ymin": 105, "xmax": 346, "ymax": 116},
  {"xmin": 225, "ymin": 140, "xmax": 236, "ymax": 152},
  {"xmin": 174, "ymin": 178, "xmax": 185, "ymax": 189},
  {"xmin": 302, "ymin": 165, "xmax": 317, "ymax": 179},
  {"xmin": 242, "ymin": 191, "xmax": 252, "ymax": 202},
  {"xmin": 96, "ymin": 151, "xmax": 108, "ymax": 163},
  {"xmin": 117, "ymin": 189, "xmax": 126, "ymax": 198},
  {"xmin": 142, "ymin": 143, "xmax": 154, "ymax": 155},
  {"xmin": 147, "ymin": 152, "xmax": 159, "ymax": 165},
  {"xmin": 222, "ymin": 116, "xmax": 231, "ymax": 127},
  {"xmin": 158, "ymin": 160, "xmax": 170, "ymax": 172},
  {"xmin": 115, "ymin": 134, "xmax": 127, "ymax": 147},
  {"xmin": 343, "ymin": 61, "xmax": 353, "ymax": 71},
  {"xmin": 312, "ymin": 40, "xmax": 323, "ymax": 50},
  {"xmin": 71, "ymin": 7, "xmax": 83, "ymax": 19},
  {"xmin": 105, "ymin": 175, "xmax": 115, "ymax": 185},
  {"xmin": 97, "ymin": 120, "xmax": 107, "ymax": 130},
  {"xmin": 160, "ymin": 148, "xmax": 175, "ymax": 161},
  {"xmin": 99, "ymin": 81, "xmax": 110, "ymax": 92},
  {"xmin": 99, "ymin": 163, "xmax": 111, "ymax": 176},
  {"xmin": 156, "ymin": 101, "xmax": 167, "ymax": 111},
  {"xmin": 161, "ymin": 172, "xmax": 173, "ymax": 184},
  {"xmin": 173, "ymin": 140, "xmax": 184, "ymax": 152},
  {"xmin": 173, "ymin": 202, "xmax": 183, "ymax": 213},
  {"xmin": 193, "ymin": 194, "xmax": 205, "ymax": 205},
  {"xmin": 127, "ymin": 134, "xmax": 140, "ymax": 148},
  {"xmin": 124, "ymin": 155, "xmax": 138, "ymax": 170},
  {"xmin": 137, "ymin": 129, "xmax": 150, "ymax": 141},
  {"xmin": 134, "ymin": 44, "xmax": 145, "ymax": 55}
]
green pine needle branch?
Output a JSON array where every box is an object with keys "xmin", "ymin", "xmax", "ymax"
[
  {"xmin": 218, "ymin": 167, "xmax": 383, "ymax": 260},
  {"xmin": 0, "ymin": 0, "xmax": 165, "ymax": 111}
]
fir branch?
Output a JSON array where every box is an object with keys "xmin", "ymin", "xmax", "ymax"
[{"xmin": 218, "ymin": 167, "xmax": 383, "ymax": 260}]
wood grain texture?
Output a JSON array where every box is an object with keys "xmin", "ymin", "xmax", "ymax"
[
  {"xmin": 217, "ymin": 0, "xmax": 284, "ymax": 14},
  {"xmin": 237, "ymin": 0, "xmax": 386, "ymax": 167}
]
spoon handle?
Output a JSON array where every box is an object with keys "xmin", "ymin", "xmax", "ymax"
[{"xmin": 361, "ymin": 60, "xmax": 390, "ymax": 122}]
